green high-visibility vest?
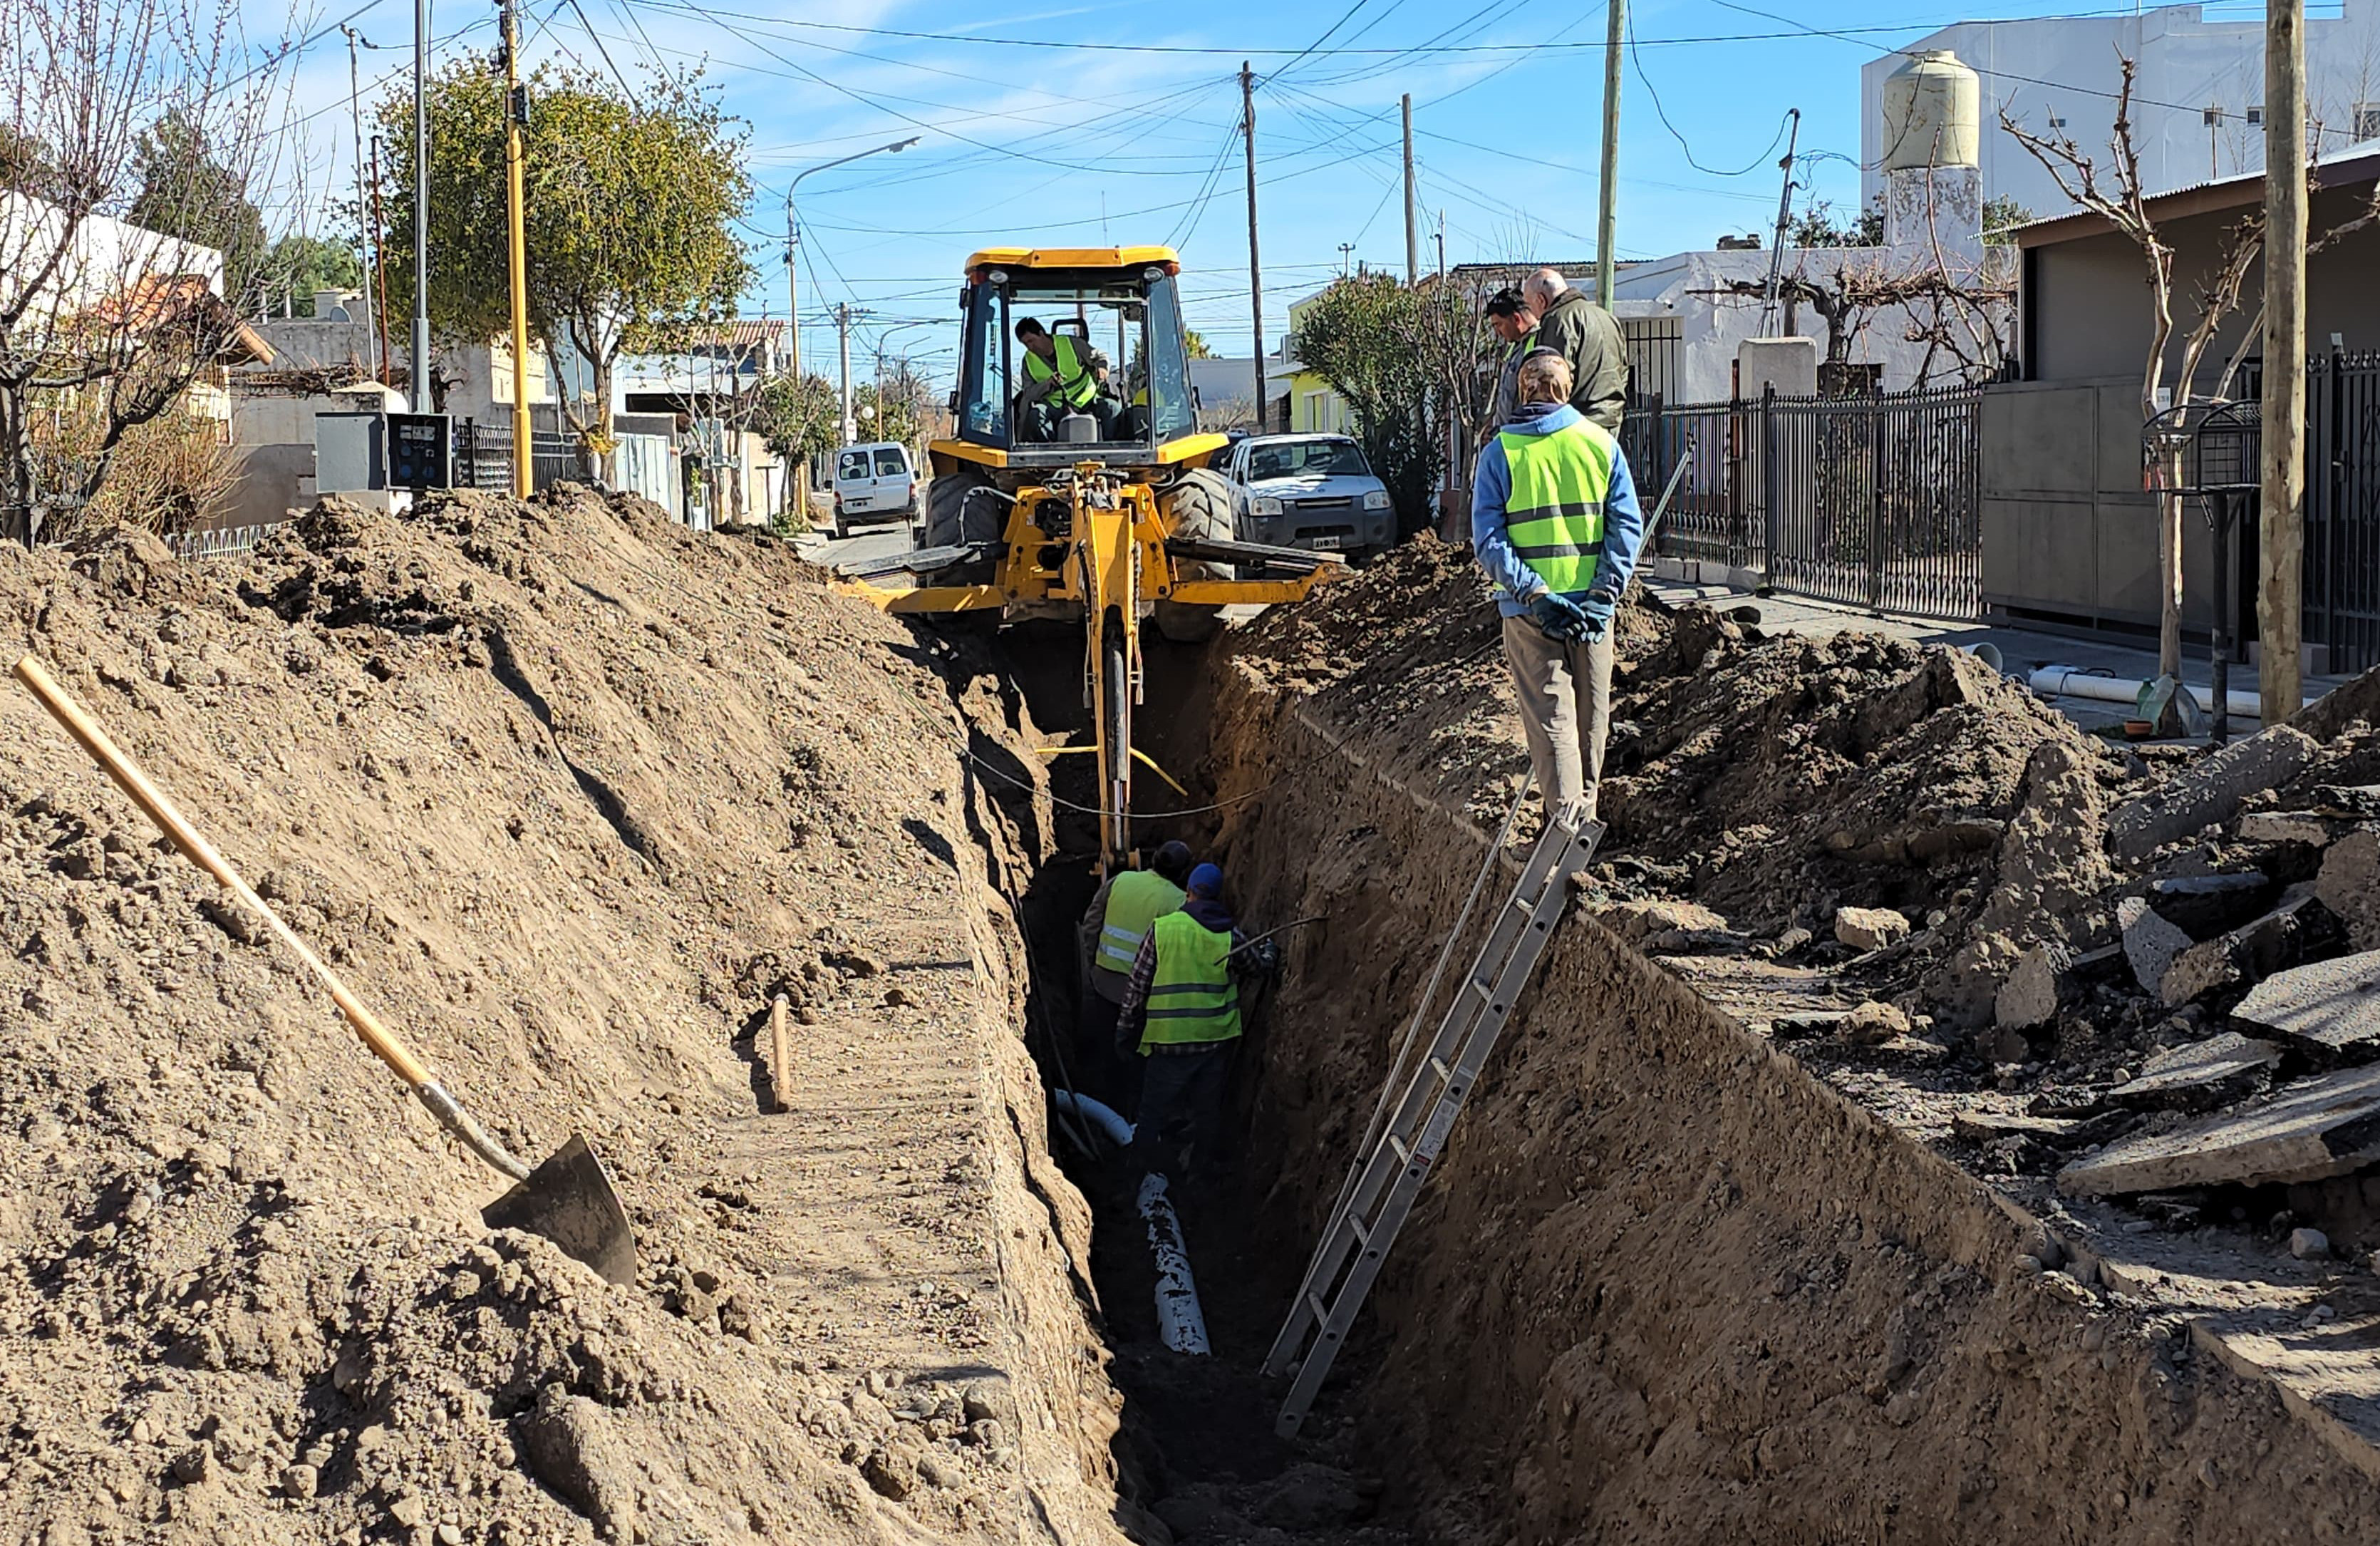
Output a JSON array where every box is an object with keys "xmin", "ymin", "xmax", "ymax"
[
  {"xmin": 1096, "ymin": 870, "xmax": 1185, "ymax": 975},
  {"xmin": 1024, "ymin": 335, "xmax": 1098, "ymax": 410},
  {"xmin": 1497, "ymin": 415, "xmax": 1616, "ymax": 597},
  {"xmin": 1140, "ymin": 910, "xmax": 1241, "ymax": 1051}
]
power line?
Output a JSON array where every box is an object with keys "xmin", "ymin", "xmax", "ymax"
[
  {"xmin": 1628, "ymin": 11, "xmax": 1792, "ymax": 178},
  {"xmin": 562, "ymin": 0, "xmax": 637, "ymax": 96}
]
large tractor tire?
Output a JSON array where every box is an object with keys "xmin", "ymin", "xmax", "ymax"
[
  {"xmin": 1153, "ymin": 467, "xmax": 1236, "ymax": 644},
  {"xmin": 920, "ymin": 464, "xmax": 1001, "ymax": 584}
]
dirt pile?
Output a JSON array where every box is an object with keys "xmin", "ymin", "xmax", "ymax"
[
  {"xmin": 1195, "ymin": 550, "xmax": 2380, "ymax": 1543},
  {"xmin": 0, "ymin": 490, "xmax": 1128, "ymax": 1544}
]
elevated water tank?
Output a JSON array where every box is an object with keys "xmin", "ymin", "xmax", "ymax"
[{"xmin": 1880, "ymin": 50, "xmax": 1980, "ymax": 171}]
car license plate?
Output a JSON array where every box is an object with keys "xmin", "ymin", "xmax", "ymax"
[{"xmin": 1310, "ymin": 535, "xmax": 1344, "ymax": 550}]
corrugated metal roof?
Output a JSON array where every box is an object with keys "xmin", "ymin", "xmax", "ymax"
[{"xmin": 2013, "ymin": 141, "xmax": 2380, "ymax": 248}]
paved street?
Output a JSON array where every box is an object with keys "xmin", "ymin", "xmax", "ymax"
[{"xmin": 803, "ymin": 517, "xmax": 917, "ymax": 571}]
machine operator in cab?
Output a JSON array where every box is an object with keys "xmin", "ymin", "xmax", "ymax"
[{"xmin": 1016, "ymin": 317, "xmax": 1118, "ymax": 441}]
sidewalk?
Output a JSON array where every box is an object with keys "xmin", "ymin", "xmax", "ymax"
[{"xmin": 1642, "ymin": 562, "xmax": 2356, "ymax": 741}]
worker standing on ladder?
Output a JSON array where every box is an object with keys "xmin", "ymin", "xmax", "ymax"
[
  {"xmin": 1077, "ymin": 840, "xmax": 1192, "ymax": 1101},
  {"xmin": 1117, "ymin": 862, "xmax": 1275, "ymax": 1183},
  {"xmin": 1472, "ymin": 351, "xmax": 1645, "ymax": 825}
]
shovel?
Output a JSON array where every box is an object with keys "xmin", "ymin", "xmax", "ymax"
[{"xmin": 11, "ymin": 655, "xmax": 636, "ymax": 1286}]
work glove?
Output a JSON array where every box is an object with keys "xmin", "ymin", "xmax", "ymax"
[
  {"xmin": 1529, "ymin": 591, "xmax": 1591, "ymax": 643},
  {"xmin": 1243, "ymin": 939, "xmax": 1281, "ymax": 978},
  {"xmin": 1576, "ymin": 590, "xmax": 1617, "ymax": 643}
]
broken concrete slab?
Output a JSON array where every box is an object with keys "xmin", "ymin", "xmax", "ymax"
[
  {"xmin": 2311, "ymin": 785, "xmax": 2380, "ymax": 820},
  {"xmin": 2148, "ymin": 871, "xmax": 2282, "ymax": 937},
  {"xmin": 2107, "ymin": 1032, "xmax": 2285, "ymax": 1112},
  {"xmin": 1843, "ymin": 1000, "xmax": 1913, "ymax": 1045},
  {"xmin": 2240, "ymin": 811, "xmax": 2347, "ymax": 847},
  {"xmin": 2107, "ymin": 724, "xmax": 2320, "ymax": 862},
  {"xmin": 2059, "ymin": 1064, "xmax": 2380, "ymax": 1197},
  {"xmin": 1952, "ymin": 1108, "xmax": 2080, "ymax": 1143},
  {"xmin": 1995, "ymin": 942, "xmax": 2068, "ymax": 1031},
  {"xmin": 2233, "ymin": 950, "xmax": 2380, "ymax": 1059},
  {"xmin": 2316, "ymin": 829, "xmax": 2380, "ymax": 952},
  {"xmin": 2160, "ymin": 887, "xmax": 2332, "ymax": 1007},
  {"xmin": 1833, "ymin": 906, "xmax": 1911, "ymax": 951},
  {"xmin": 2120, "ymin": 896, "xmax": 2193, "ymax": 994}
]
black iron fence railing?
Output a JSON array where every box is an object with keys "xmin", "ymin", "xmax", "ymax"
[{"xmin": 1618, "ymin": 383, "xmax": 1986, "ymax": 622}]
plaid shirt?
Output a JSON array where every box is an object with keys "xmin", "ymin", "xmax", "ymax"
[{"xmin": 1117, "ymin": 897, "xmax": 1244, "ymax": 1049}]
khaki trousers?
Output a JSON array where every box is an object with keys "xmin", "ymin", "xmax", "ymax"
[{"xmin": 1500, "ymin": 612, "xmax": 1615, "ymax": 820}]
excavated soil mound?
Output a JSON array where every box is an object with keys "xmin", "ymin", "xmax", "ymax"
[
  {"xmin": 0, "ymin": 491, "xmax": 1124, "ymax": 1544},
  {"xmin": 1225, "ymin": 538, "xmax": 2113, "ymax": 946}
]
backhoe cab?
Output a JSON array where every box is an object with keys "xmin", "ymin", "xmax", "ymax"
[{"xmin": 834, "ymin": 246, "xmax": 1342, "ymax": 875}]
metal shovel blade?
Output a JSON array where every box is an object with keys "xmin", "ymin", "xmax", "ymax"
[{"xmin": 480, "ymin": 1133, "xmax": 637, "ymax": 1286}]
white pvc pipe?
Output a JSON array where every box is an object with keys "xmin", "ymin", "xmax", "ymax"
[
  {"xmin": 2029, "ymin": 664, "xmax": 2272, "ymax": 719},
  {"xmin": 1052, "ymin": 1089, "xmax": 1134, "ymax": 1148},
  {"xmin": 1137, "ymin": 1172, "xmax": 1210, "ymax": 1356}
]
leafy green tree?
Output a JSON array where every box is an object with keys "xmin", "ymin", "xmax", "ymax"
[
  {"xmin": 752, "ymin": 371, "xmax": 838, "ymax": 466},
  {"xmin": 1787, "ymin": 196, "xmax": 1883, "ymax": 249},
  {"xmin": 1982, "ymin": 195, "xmax": 2034, "ymax": 244},
  {"xmin": 1181, "ymin": 329, "xmax": 1214, "ymax": 359},
  {"xmin": 1287, "ymin": 274, "xmax": 1441, "ymax": 531},
  {"xmin": 378, "ymin": 61, "xmax": 752, "ymax": 466},
  {"xmin": 0, "ymin": 125, "xmax": 54, "ymax": 194},
  {"xmin": 257, "ymin": 235, "xmax": 365, "ymax": 314},
  {"xmin": 128, "ymin": 109, "xmax": 267, "ymax": 289}
]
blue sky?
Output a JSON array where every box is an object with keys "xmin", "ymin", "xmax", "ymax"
[{"xmin": 249, "ymin": 0, "xmax": 2290, "ymax": 387}]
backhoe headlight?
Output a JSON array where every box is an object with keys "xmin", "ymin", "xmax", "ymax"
[{"xmin": 1362, "ymin": 490, "xmax": 1391, "ymax": 510}]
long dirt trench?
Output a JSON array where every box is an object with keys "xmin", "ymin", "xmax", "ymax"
[{"xmin": 8, "ymin": 493, "xmax": 2380, "ymax": 1545}]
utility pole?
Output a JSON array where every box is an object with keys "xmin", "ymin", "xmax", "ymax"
[
  {"xmin": 1338, "ymin": 243, "xmax": 1354, "ymax": 277},
  {"xmin": 1595, "ymin": 0, "xmax": 1625, "ymax": 307},
  {"xmin": 343, "ymin": 29, "xmax": 375, "ymax": 363},
  {"xmin": 785, "ymin": 197, "xmax": 800, "ymax": 516},
  {"xmin": 2262, "ymin": 0, "xmax": 2307, "ymax": 726},
  {"xmin": 1402, "ymin": 93, "xmax": 1419, "ymax": 284},
  {"xmin": 501, "ymin": 0, "xmax": 532, "ymax": 498},
  {"xmin": 836, "ymin": 303, "xmax": 854, "ymax": 445},
  {"xmin": 410, "ymin": 0, "xmax": 430, "ymax": 408},
  {"xmin": 1241, "ymin": 62, "xmax": 1266, "ymax": 428},
  {"xmin": 1435, "ymin": 210, "xmax": 1445, "ymax": 279},
  {"xmin": 1759, "ymin": 108, "xmax": 1801, "ymax": 334}
]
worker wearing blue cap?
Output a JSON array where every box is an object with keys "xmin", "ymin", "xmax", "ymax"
[{"xmin": 1117, "ymin": 862, "xmax": 1276, "ymax": 1181}]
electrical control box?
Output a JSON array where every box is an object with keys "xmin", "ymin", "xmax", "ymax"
[{"xmin": 386, "ymin": 413, "xmax": 452, "ymax": 490}]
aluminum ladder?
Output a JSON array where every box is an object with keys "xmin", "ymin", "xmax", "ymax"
[{"xmin": 1263, "ymin": 807, "xmax": 1601, "ymax": 1437}]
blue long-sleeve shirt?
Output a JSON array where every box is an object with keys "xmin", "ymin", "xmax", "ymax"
[{"xmin": 1471, "ymin": 401, "xmax": 1644, "ymax": 618}]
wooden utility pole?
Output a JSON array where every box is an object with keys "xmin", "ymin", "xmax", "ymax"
[
  {"xmin": 502, "ymin": 0, "xmax": 533, "ymax": 497},
  {"xmin": 1595, "ymin": 0, "xmax": 1625, "ymax": 306},
  {"xmin": 1243, "ymin": 62, "xmax": 1266, "ymax": 426},
  {"xmin": 785, "ymin": 197, "xmax": 802, "ymax": 518},
  {"xmin": 2262, "ymin": 0, "xmax": 2307, "ymax": 725},
  {"xmin": 1402, "ymin": 93, "xmax": 1418, "ymax": 284},
  {"xmin": 410, "ymin": 0, "xmax": 431, "ymax": 406}
]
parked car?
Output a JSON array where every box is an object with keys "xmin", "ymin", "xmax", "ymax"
[
  {"xmin": 1220, "ymin": 433, "xmax": 1395, "ymax": 560},
  {"xmin": 832, "ymin": 442, "xmax": 919, "ymax": 537}
]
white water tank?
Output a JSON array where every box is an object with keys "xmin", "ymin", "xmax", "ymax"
[{"xmin": 1880, "ymin": 50, "xmax": 1980, "ymax": 171}]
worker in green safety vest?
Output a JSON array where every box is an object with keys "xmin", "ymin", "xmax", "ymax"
[
  {"xmin": 1015, "ymin": 317, "xmax": 1117, "ymax": 442},
  {"xmin": 1116, "ymin": 862, "xmax": 1277, "ymax": 1182},
  {"xmin": 1471, "ymin": 350, "xmax": 1646, "ymax": 826},
  {"xmin": 1075, "ymin": 840, "xmax": 1192, "ymax": 1102}
]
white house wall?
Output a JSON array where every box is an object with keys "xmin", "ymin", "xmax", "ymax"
[
  {"xmin": 0, "ymin": 193, "xmax": 224, "ymax": 323},
  {"xmin": 1863, "ymin": 3, "xmax": 2380, "ymax": 217}
]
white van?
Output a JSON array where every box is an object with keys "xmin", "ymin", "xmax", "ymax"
[{"xmin": 832, "ymin": 442, "xmax": 919, "ymax": 537}]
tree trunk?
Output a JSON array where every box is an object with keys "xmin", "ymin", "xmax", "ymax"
[{"xmin": 2157, "ymin": 468, "xmax": 2185, "ymax": 681}]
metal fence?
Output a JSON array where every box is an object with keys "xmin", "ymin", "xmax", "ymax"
[
  {"xmin": 165, "ymin": 520, "xmax": 292, "ymax": 560},
  {"xmin": 1620, "ymin": 383, "xmax": 1985, "ymax": 621},
  {"xmin": 2310, "ymin": 351, "xmax": 2380, "ymax": 674}
]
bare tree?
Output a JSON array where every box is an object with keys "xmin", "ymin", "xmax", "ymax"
[
  {"xmin": 1697, "ymin": 258, "xmax": 2014, "ymax": 393},
  {"xmin": 0, "ymin": 0, "xmax": 284, "ymax": 542},
  {"xmin": 2004, "ymin": 56, "xmax": 2380, "ymax": 701}
]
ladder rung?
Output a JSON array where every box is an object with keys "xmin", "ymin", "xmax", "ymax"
[
  {"xmin": 1387, "ymin": 1133, "xmax": 1412, "ymax": 1166},
  {"xmin": 1428, "ymin": 1055, "xmax": 1453, "ymax": 1084},
  {"xmin": 1347, "ymin": 1215, "xmax": 1371, "ymax": 1247},
  {"xmin": 1306, "ymin": 1289, "xmax": 1330, "ymax": 1325}
]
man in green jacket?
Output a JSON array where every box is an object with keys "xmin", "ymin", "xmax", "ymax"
[
  {"xmin": 1523, "ymin": 268, "xmax": 1628, "ymax": 432},
  {"xmin": 1077, "ymin": 840, "xmax": 1192, "ymax": 1099},
  {"xmin": 1117, "ymin": 862, "xmax": 1273, "ymax": 1181}
]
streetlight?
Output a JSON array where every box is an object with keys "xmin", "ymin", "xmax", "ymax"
[{"xmin": 782, "ymin": 135, "xmax": 919, "ymax": 515}]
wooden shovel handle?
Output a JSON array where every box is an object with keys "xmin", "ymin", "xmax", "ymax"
[{"xmin": 11, "ymin": 655, "xmax": 434, "ymax": 1090}]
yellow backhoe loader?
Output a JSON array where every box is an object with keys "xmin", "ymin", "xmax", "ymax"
[{"xmin": 835, "ymin": 246, "xmax": 1341, "ymax": 874}]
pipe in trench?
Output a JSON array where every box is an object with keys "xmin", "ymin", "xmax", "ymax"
[
  {"xmin": 1137, "ymin": 1171, "xmax": 1211, "ymax": 1356},
  {"xmin": 1051, "ymin": 1090, "xmax": 1211, "ymax": 1354}
]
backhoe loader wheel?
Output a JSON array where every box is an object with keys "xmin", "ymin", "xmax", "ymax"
[
  {"xmin": 921, "ymin": 464, "xmax": 1000, "ymax": 584},
  {"xmin": 1154, "ymin": 468, "xmax": 1234, "ymax": 644}
]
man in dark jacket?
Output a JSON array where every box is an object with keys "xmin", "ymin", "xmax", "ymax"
[
  {"xmin": 1523, "ymin": 268, "xmax": 1628, "ymax": 431},
  {"xmin": 1117, "ymin": 862, "xmax": 1273, "ymax": 1180}
]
